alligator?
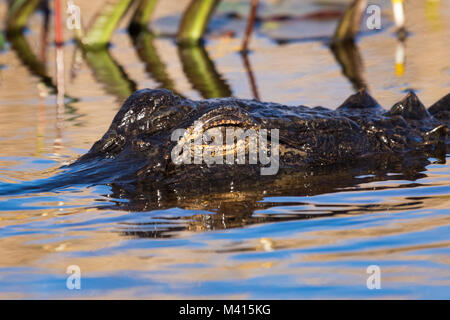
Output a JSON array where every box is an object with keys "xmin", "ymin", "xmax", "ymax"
[
  {"xmin": 1, "ymin": 88, "xmax": 447, "ymax": 200},
  {"xmin": 60, "ymin": 88, "xmax": 447, "ymax": 237},
  {"xmin": 68, "ymin": 88, "xmax": 448, "ymax": 189}
]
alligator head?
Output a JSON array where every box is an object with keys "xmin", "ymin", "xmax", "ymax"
[{"xmin": 69, "ymin": 89, "xmax": 448, "ymax": 190}]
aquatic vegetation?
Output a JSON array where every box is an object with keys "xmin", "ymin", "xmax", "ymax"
[
  {"xmin": 332, "ymin": 0, "xmax": 367, "ymax": 43},
  {"xmin": 178, "ymin": 44, "xmax": 232, "ymax": 98},
  {"xmin": 82, "ymin": 48, "xmax": 137, "ymax": 101},
  {"xmin": 177, "ymin": 0, "xmax": 221, "ymax": 45},
  {"xmin": 78, "ymin": 0, "xmax": 133, "ymax": 49},
  {"xmin": 5, "ymin": 30, "xmax": 54, "ymax": 90},
  {"xmin": 129, "ymin": 0, "xmax": 159, "ymax": 33},
  {"xmin": 5, "ymin": 0, "xmax": 40, "ymax": 32},
  {"xmin": 130, "ymin": 29, "xmax": 182, "ymax": 96}
]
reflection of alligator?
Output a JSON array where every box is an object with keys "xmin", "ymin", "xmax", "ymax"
[
  {"xmin": 70, "ymin": 89, "xmax": 448, "ymax": 190},
  {"xmin": 109, "ymin": 153, "xmax": 434, "ymax": 238}
]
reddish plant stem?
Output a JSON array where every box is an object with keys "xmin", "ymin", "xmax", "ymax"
[
  {"xmin": 54, "ymin": 0, "xmax": 63, "ymax": 47},
  {"xmin": 241, "ymin": 0, "xmax": 259, "ymax": 52}
]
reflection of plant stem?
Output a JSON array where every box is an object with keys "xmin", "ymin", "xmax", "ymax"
[
  {"xmin": 5, "ymin": 0, "xmax": 49, "ymax": 87},
  {"xmin": 70, "ymin": 46, "xmax": 84, "ymax": 82},
  {"xmin": 6, "ymin": 0, "xmax": 40, "ymax": 32},
  {"xmin": 0, "ymin": 32, "xmax": 5, "ymax": 52},
  {"xmin": 83, "ymin": 48, "xmax": 137, "ymax": 101},
  {"xmin": 130, "ymin": 30, "xmax": 181, "ymax": 96},
  {"xmin": 69, "ymin": 0, "xmax": 138, "ymax": 101},
  {"xmin": 178, "ymin": 44, "xmax": 231, "ymax": 98},
  {"xmin": 54, "ymin": 49, "xmax": 65, "ymax": 156},
  {"xmin": 129, "ymin": 0, "xmax": 158, "ymax": 34},
  {"xmin": 240, "ymin": 52, "xmax": 260, "ymax": 100},
  {"xmin": 6, "ymin": 30, "xmax": 55, "ymax": 91},
  {"xmin": 54, "ymin": 0, "xmax": 65, "ymax": 157},
  {"xmin": 177, "ymin": 0, "xmax": 220, "ymax": 45},
  {"xmin": 425, "ymin": 0, "xmax": 442, "ymax": 31},
  {"xmin": 39, "ymin": 0, "xmax": 50, "ymax": 64},
  {"xmin": 394, "ymin": 38, "xmax": 406, "ymax": 77},
  {"xmin": 6, "ymin": 26, "xmax": 80, "ymax": 121},
  {"xmin": 330, "ymin": 40, "xmax": 367, "ymax": 91}
]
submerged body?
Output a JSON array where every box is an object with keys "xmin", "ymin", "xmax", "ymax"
[{"xmin": 70, "ymin": 88, "xmax": 448, "ymax": 189}]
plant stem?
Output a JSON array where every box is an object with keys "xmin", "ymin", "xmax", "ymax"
[
  {"xmin": 178, "ymin": 44, "xmax": 231, "ymax": 98},
  {"xmin": 332, "ymin": 0, "xmax": 367, "ymax": 44},
  {"xmin": 131, "ymin": 30, "xmax": 181, "ymax": 96},
  {"xmin": 241, "ymin": 0, "xmax": 259, "ymax": 52},
  {"xmin": 82, "ymin": 0, "xmax": 133, "ymax": 50},
  {"xmin": 177, "ymin": 0, "xmax": 220, "ymax": 45},
  {"xmin": 83, "ymin": 48, "xmax": 137, "ymax": 101},
  {"xmin": 129, "ymin": 0, "xmax": 158, "ymax": 33},
  {"xmin": 6, "ymin": 0, "xmax": 40, "ymax": 32}
]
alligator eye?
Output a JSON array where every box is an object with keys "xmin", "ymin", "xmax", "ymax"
[{"xmin": 197, "ymin": 107, "xmax": 257, "ymax": 131}]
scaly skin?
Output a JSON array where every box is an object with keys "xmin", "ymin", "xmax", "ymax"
[{"xmin": 69, "ymin": 89, "xmax": 448, "ymax": 190}]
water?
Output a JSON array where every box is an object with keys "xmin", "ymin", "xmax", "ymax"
[{"xmin": 0, "ymin": 0, "xmax": 449, "ymax": 299}]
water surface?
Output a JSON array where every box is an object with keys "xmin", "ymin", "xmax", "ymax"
[{"xmin": 0, "ymin": 0, "xmax": 449, "ymax": 299}]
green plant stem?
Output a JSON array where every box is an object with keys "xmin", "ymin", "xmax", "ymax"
[
  {"xmin": 6, "ymin": 30, "xmax": 54, "ymax": 90},
  {"xmin": 177, "ymin": 0, "xmax": 220, "ymax": 45},
  {"xmin": 82, "ymin": 0, "xmax": 133, "ymax": 49},
  {"xmin": 0, "ymin": 32, "xmax": 5, "ymax": 52},
  {"xmin": 129, "ymin": 0, "xmax": 158, "ymax": 32},
  {"xmin": 332, "ymin": 0, "xmax": 367, "ymax": 44},
  {"xmin": 131, "ymin": 30, "xmax": 181, "ymax": 96},
  {"xmin": 6, "ymin": 30, "xmax": 79, "ymax": 105},
  {"xmin": 83, "ymin": 48, "xmax": 137, "ymax": 101},
  {"xmin": 330, "ymin": 41, "xmax": 367, "ymax": 91},
  {"xmin": 6, "ymin": 0, "xmax": 40, "ymax": 32},
  {"xmin": 178, "ymin": 44, "xmax": 231, "ymax": 98}
]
